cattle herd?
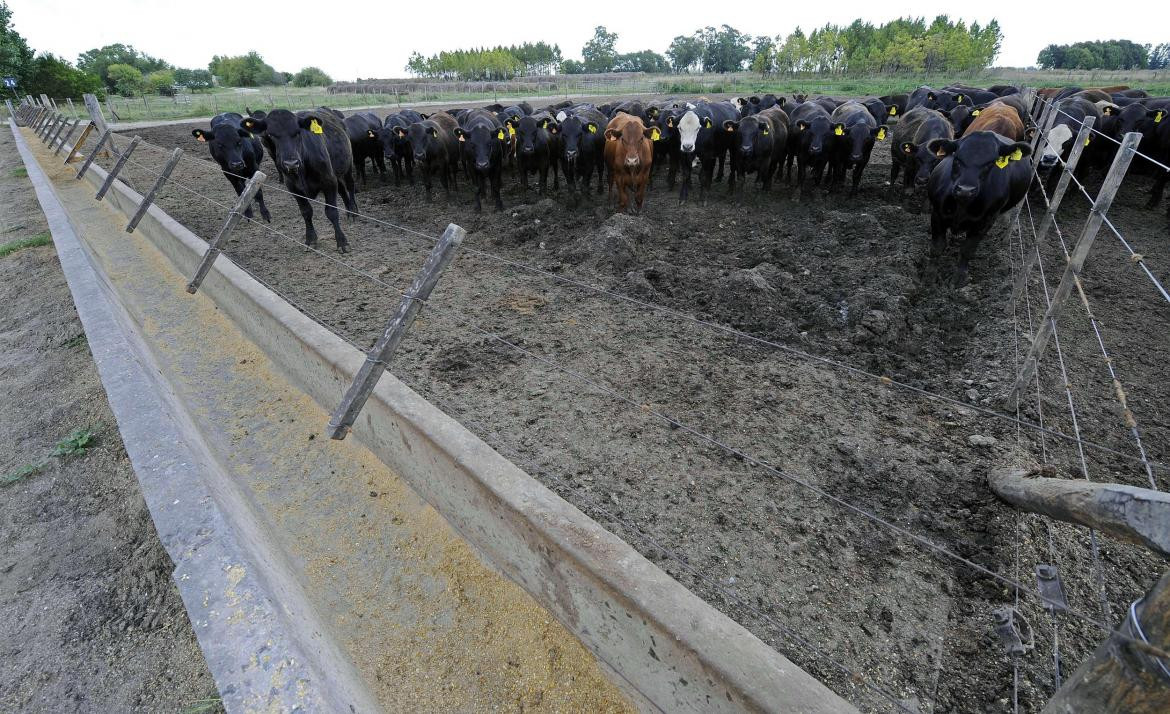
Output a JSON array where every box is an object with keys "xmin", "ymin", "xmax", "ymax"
[{"xmin": 190, "ymin": 82, "xmax": 1170, "ymax": 286}]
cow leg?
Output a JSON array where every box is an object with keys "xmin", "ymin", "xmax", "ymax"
[
  {"xmin": 927, "ymin": 212, "xmax": 947, "ymax": 280},
  {"xmin": 521, "ymin": 166, "xmax": 530, "ymax": 194},
  {"xmin": 389, "ymin": 156, "xmax": 402, "ymax": 186},
  {"xmin": 225, "ymin": 173, "xmax": 254, "ymax": 220},
  {"xmin": 715, "ymin": 153, "xmax": 725, "ymax": 182},
  {"xmin": 404, "ymin": 154, "xmax": 415, "ymax": 185},
  {"xmin": 473, "ymin": 172, "xmax": 484, "ymax": 213},
  {"xmin": 343, "ymin": 170, "xmax": 358, "ymax": 222},
  {"xmin": 423, "ymin": 165, "xmax": 433, "ymax": 202},
  {"xmin": 890, "ymin": 161, "xmax": 901, "ymax": 186},
  {"xmin": 295, "ymin": 195, "xmax": 318, "ymax": 247},
  {"xmin": 954, "ymin": 230, "xmax": 984, "ymax": 287},
  {"xmin": 375, "ymin": 153, "xmax": 387, "ymax": 181},
  {"xmin": 439, "ymin": 165, "xmax": 450, "ymax": 198},
  {"xmin": 635, "ymin": 171, "xmax": 648, "ymax": 212},
  {"xmin": 551, "ymin": 159, "xmax": 559, "ymax": 191},
  {"xmin": 850, "ymin": 162, "xmax": 866, "ymax": 197},
  {"xmin": 491, "ymin": 169, "xmax": 504, "ymax": 212},
  {"xmin": 596, "ymin": 162, "xmax": 605, "ymax": 195},
  {"xmin": 538, "ymin": 165, "xmax": 548, "ymax": 195},
  {"xmin": 1147, "ymin": 168, "xmax": 1169, "ymax": 209},
  {"xmin": 321, "ymin": 185, "xmax": 348, "ymax": 253}
]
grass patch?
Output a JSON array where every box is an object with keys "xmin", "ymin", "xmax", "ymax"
[
  {"xmin": 0, "ymin": 232, "xmax": 51, "ymax": 258},
  {"xmin": 1, "ymin": 463, "xmax": 43, "ymax": 486},
  {"xmin": 8, "ymin": 166, "xmax": 27, "ymax": 178},
  {"xmin": 2, "ymin": 426, "xmax": 99, "ymax": 488},
  {"xmin": 63, "ymin": 333, "xmax": 88, "ymax": 350},
  {"xmin": 180, "ymin": 697, "xmax": 224, "ymax": 713}
]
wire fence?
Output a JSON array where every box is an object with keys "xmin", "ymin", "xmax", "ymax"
[{"xmin": 29, "ymin": 90, "xmax": 1170, "ymax": 711}]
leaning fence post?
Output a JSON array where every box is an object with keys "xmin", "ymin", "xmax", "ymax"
[
  {"xmin": 64, "ymin": 122, "xmax": 95, "ymax": 163},
  {"xmin": 75, "ymin": 128, "xmax": 111, "ymax": 179},
  {"xmin": 186, "ymin": 171, "xmax": 267, "ymax": 294},
  {"xmin": 95, "ymin": 135, "xmax": 139, "ymax": 201},
  {"xmin": 83, "ymin": 93, "xmax": 114, "ymax": 156},
  {"xmin": 52, "ymin": 117, "xmax": 80, "ymax": 153},
  {"xmin": 1007, "ymin": 115, "xmax": 1097, "ymax": 313},
  {"xmin": 1010, "ymin": 130, "xmax": 1142, "ymax": 401},
  {"xmin": 327, "ymin": 223, "xmax": 466, "ymax": 440},
  {"xmin": 40, "ymin": 113, "xmax": 61, "ymax": 141},
  {"xmin": 127, "ymin": 148, "xmax": 182, "ymax": 232}
]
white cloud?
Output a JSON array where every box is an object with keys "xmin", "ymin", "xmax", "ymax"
[{"xmin": 7, "ymin": 0, "xmax": 1163, "ymax": 81}]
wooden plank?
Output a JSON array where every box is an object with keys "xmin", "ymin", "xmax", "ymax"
[
  {"xmin": 83, "ymin": 93, "xmax": 114, "ymax": 154},
  {"xmin": 75, "ymin": 128, "xmax": 111, "ymax": 179},
  {"xmin": 186, "ymin": 171, "xmax": 267, "ymax": 294},
  {"xmin": 53, "ymin": 118, "xmax": 81, "ymax": 154},
  {"xmin": 47, "ymin": 115, "xmax": 72, "ymax": 149},
  {"xmin": 1010, "ymin": 131, "xmax": 1142, "ymax": 400},
  {"xmin": 95, "ymin": 135, "xmax": 140, "ymax": 201},
  {"xmin": 989, "ymin": 468, "xmax": 1170, "ymax": 557},
  {"xmin": 64, "ymin": 122, "xmax": 94, "ymax": 163},
  {"xmin": 328, "ymin": 223, "xmax": 466, "ymax": 440},
  {"xmin": 127, "ymin": 148, "xmax": 182, "ymax": 232}
]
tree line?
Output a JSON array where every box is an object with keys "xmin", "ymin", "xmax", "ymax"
[
  {"xmin": 0, "ymin": 2, "xmax": 332, "ymax": 101},
  {"xmin": 1036, "ymin": 40, "xmax": 1168, "ymax": 70},
  {"xmin": 403, "ymin": 17, "xmax": 1004, "ymax": 78}
]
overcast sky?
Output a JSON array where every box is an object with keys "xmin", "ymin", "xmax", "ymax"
[{"xmin": 8, "ymin": 0, "xmax": 1163, "ymax": 80}]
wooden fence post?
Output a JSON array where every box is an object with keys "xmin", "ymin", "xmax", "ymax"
[
  {"xmin": 83, "ymin": 93, "xmax": 114, "ymax": 155},
  {"xmin": 1006, "ymin": 115, "xmax": 1097, "ymax": 314},
  {"xmin": 75, "ymin": 128, "xmax": 111, "ymax": 179},
  {"xmin": 327, "ymin": 223, "xmax": 465, "ymax": 440},
  {"xmin": 52, "ymin": 118, "xmax": 80, "ymax": 154},
  {"xmin": 186, "ymin": 171, "xmax": 267, "ymax": 294},
  {"xmin": 127, "ymin": 148, "xmax": 182, "ymax": 232},
  {"xmin": 40, "ymin": 113, "xmax": 61, "ymax": 141},
  {"xmin": 1042, "ymin": 568, "xmax": 1170, "ymax": 713},
  {"xmin": 95, "ymin": 135, "xmax": 140, "ymax": 201},
  {"xmin": 1009, "ymin": 131, "xmax": 1142, "ymax": 401},
  {"xmin": 64, "ymin": 122, "xmax": 94, "ymax": 163}
]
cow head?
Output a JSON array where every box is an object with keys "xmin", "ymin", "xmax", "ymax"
[
  {"xmin": 241, "ymin": 109, "xmax": 324, "ymax": 175},
  {"xmin": 514, "ymin": 116, "xmax": 549, "ymax": 156},
  {"xmin": 454, "ymin": 124, "xmax": 504, "ymax": 173},
  {"xmin": 192, "ymin": 123, "xmax": 254, "ymax": 174},
  {"xmin": 926, "ymin": 90, "xmax": 963, "ymax": 112},
  {"xmin": 604, "ymin": 117, "xmax": 654, "ymax": 168},
  {"xmin": 795, "ymin": 115, "xmax": 835, "ymax": 158},
  {"xmin": 725, "ymin": 117, "xmax": 771, "ymax": 157},
  {"xmin": 949, "ymin": 105, "xmax": 975, "ymax": 134},
  {"xmin": 901, "ymin": 139, "xmax": 948, "ymax": 188},
  {"xmin": 557, "ymin": 116, "xmax": 599, "ymax": 164},
  {"xmin": 675, "ymin": 111, "xmax": 702, "ymax": 155},
  {"xmin": 835, "ymin": 121, "xmax": 886, "ymax": 164},
  {"xmin": 930, "ymin": 132, "xmax": 1031, "ymax": 202},
  {"xmin": 1038, "ymin": 121, "xmax": 1076, "ymax": 169},
  {"xmin": 406, "ymin": 121, "xmax": 441, "ymax": 162},
  {"xmin": 1112, "ymin": 103, "xmax": 1155, "ymax": 139}
]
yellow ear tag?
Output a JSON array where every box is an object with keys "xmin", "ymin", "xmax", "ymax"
[
  {"xmin": 588, "ymin": 125, "xmax": 597, "ymax": 134},
  {"xmin": 877, "ymin": 127, "xmax": 886, "ymax": 140},
  {"xmin": 834, "ymin": 126, "xmax": 844, "ymax": 136},
  {"xmin": 1084, "ymin": 136, "xmax": 1091, "ymax": 146},
  {"xmin": 651, "ymin": 128, "xmax": 661, "ymax": 141},
  {"xmin": 995, "ymin": 156, "xmax": 1010, "ymax": 169},
  {"xmin": 762, "ymin": 127, "xmax": 769, "ymax": 135},
  {"xmin": 496, "ymin": 129, "xmax": 505, "ymax": 140},
  {"xmin": 889, "ymin": 106, "xmax": 897, "ymax": 116},
  {"xmin": 1157, "ymin": 112, "xmax": 1165, "ymax": 123},
  {"xmin": 1010, "ymin": 148, "xmax": 1023, "ymax": 161},
  {"xmin": 309, "ymin": 119, "xmax": 323, "ymax": 134},
  {"xmin": 508, "ymin": 125, "xmax": 516, "ymax": 137}
]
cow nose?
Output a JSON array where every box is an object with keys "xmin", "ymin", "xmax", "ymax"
[
  {"xmin": 681, "ymin": 144, "xmax": 694, "ymax": 153},
  {"xmin": 953, "ymin": 184, "xmax": 978, "ymax": 199},
  {"xmin": 282, "ymin": 159, "xmax": 301, "ymax": 172},
  {"xmin": 1039, "ymin": 155, "xmax": 1057, "ymax": 168},
  {"xmin": 810, "ymin": 144, "xmax": 822, "ymax": 154},
  {"xmin": 625, "ymin": 156, "xmax": 639, "ymax": 167},
  {"xmin": 522, "ymin": 145, "xmax": 534, "ymax": 154},
  {"xmin": 565, "ymin": 150, "xmax": 578, "ymax": 159},
  {"xmin": 850, "ymin": 154, "xmax": 863, "ymax": 163},
  {"xmin": 475, "ymin": 161, "xmax": 490, "ymax": 171},
  {"xmin": 914, "ymin": 175, "xmax": 930, "ymax": 187},
  {"xmin": 414, "ymin": 152, "xmax": 426, "ymax": 161},
  {"xmin": 229, "ymin": 161, "xmax": 246, "ymax": 172},
  {"xmin": 741, "ymin": 145, "xmax": 753, "ymax": 155}
]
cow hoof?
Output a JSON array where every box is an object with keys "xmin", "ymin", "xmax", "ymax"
[{"xmin": 337, "ymin": 244, "xmax": 349, "ymax": 254}]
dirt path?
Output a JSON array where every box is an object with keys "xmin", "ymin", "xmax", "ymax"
[{"xmin": 0, "ymin": 127, "xmax": 221, "ymax": 712}]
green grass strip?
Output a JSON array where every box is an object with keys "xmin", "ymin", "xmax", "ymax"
[{"xmin": 0, "ymin": 232, "xmax": 52, "ymax": 258}]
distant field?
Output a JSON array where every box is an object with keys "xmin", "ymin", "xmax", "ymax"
[{"xmin": 27, "ymin": 67, "xmax": 1170, "ymax": 124}]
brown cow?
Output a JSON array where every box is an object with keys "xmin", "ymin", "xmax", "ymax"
[
  {"xmin": 963, "ymin": 101, "xmax": 1026, "ymax": 140},
  {"xmin": 604, "ymin": 113, "xmax": 655, "ymax": 212}
]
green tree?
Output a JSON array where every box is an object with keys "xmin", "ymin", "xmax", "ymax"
[
  {"xmin": 25, "ymin": 53, "xmax": 102, "ymax": 99},
  {"xmin": 173, "ymin": 67, "xmax": 213, "ymax": 91},
  {"xmin": 697, "ymin": 25, "xmax": 752, "ymax": 73},
  {"xmin": 1151, "ymin": 43, "xmax": 1170, "ymax": 70},
  {"xmin": 77, "ymin": 43, "xmax": 168, "ymax": 90},
  {"xmin": 106, "ymin": 63, "xmax": 144, "ymax": 96},
  {"xmin": 0, "ymin": 2, "xmax": 34, "ymax": 91},
  {"xmin": 582, "ymin": 26, "xmax": 618, "ymax": 73},
  {"xmin": 145, "ymin": 69, "xmax": 175, "ymax": 96},
  {"xmin": 666, "ymin": 35, "xmax": 703, "ymax": 73},
  {"xmin": 292, "ymin": 66, "xmax": 332, "ymax": 86},
  {"xmin": 209, "ymin": 52, "xmax": 279, "ymax": 86}
]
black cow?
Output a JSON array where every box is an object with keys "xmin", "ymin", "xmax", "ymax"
[
  {"xmin": 895, "ymin": 108, "xmax": 954, "ymax": 190},
  {"xmin": 828, "ymin": 101, "xmax": 888, "ymax": 196},
  {"xmin": 379, "ymin": 110, "xmax": 423, "ymax": 185},
  {"xmin": 861, "ymin": 98, "xmax": 888, "ymax": 125},
  {"xmin": 454, "ymin": 109, "xmax": 506, "ymax": 212},
  {"xmin": 241, "ymin": 109, "xmax": 356, "ymax": 252},
  {"xmin": 908, "ymin": 87, "xmax": 965, "ymax": 113},
  {"xmin": 926, "ymin": 131, "xmax": 1033, "ymax": 285},
  {"xmin": 245, "ymin": 107, "xmax": 283, "ymax": 185},
  {"xmin": 192, "ymin": 112, "xmax": 272, "ymax": 223},
  {"xmin": 344, "ymin": 113, "xmax": 385, "ymax": 185},
  {"xmin": 789, "ymin": 101, "xmax": 837, "ymax": 191},
  {"xmin": 723, "ymin": 105, "xmax": 787, "ymax": 193},
  {"xmin": 401, "ymin": 112, "xmax": 460, "ymax": 201},
  {"xmin": 880, "ymin": 93, "xmax": 909, "ymax": 120},
  {"xmin": 552, "ymin": 107, "xmax": 607, "ymax": 198},
  {"xmin": 509, "ymin": 114, "xmax": 560, "ymax": 194},
  {"xmin": 687, "ymin": 101, "xmax": 739, "ymax": 203}
]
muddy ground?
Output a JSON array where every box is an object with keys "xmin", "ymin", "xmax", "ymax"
[
  {"xmin": 105, "ymin": 99, "xmax": 1170, "ymax": 712},
  {"xmin": 0, "ymin": 129, "xmax": 222, "ymax": 711}
]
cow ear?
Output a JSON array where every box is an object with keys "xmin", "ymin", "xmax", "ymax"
[
  {"xmin": 1025, "ymin": 126, "xmax": 1038, "ymax": 140},
  {"xmin": 192, "ymin": 129, "xmax": 208, "ymax": 142},
  {"xmin": 604, "ymin": 128, "xmax": 621, "ymax": 141},
  {"xmin": 647, "ymin": 107, "xmax": 659, "ymax": 118},
  {"xmin": 1149, "ymin": 109, "xmax": 1166, "ymax": 123},
  {"xmin": 237, "ymin": 128, "xmax": 253, "ymax": 139},
  {"xmin": 873, "ymin": 125, "xmax": 888, "ymax": 141},
  {"xmin": 426, "ymin": 126, "xmax": 438, "ymax": 137},
  {"xmin": 927, "ymin": 92, "xmax": 936, "ymax": 101},
  {"xmin": 395, "ymin": 127, "xmax": 407, "ymax": 138},
  {"xmin": 1000, "ymin": 141, "xmax": 1031, "ymax": 160},
  {"xmin": 749, "ymin": 96, "xmax": 760, "ymax": 105},
  {"xmin": 776, "ymin": 97, "xmax": 786, "ymax": 106},
  {"xmin": 298, "ymin": 114, "xmax": 322, "ymax": 133},
  {"xmin": 586, "ymin": 122, "xmax": 598, "ymax": 134},
  {"xmin": 735, "ymin": 97, "xmax": 747, "ymax": 107},
  {"xmin": 241, "ymin": 117, "xmax": 266, "ymax": 133},
  {"xmin": 796, "ymin": 121, "xmax": 809, "ymax": 132},
  {"xmin": 928, "ymin": 139, "xmax": 957, "ymax": 157},
  {"xmin": 454, "ymin": 127, "xmax": 466, "ymax": 141},
  {"xmin": 547, "ymin": 120, "xmax": 559, "ymax": 134},
  {"xmin": 665, "ymin": 116, "xmax": 674, "ymax": 128},
  {"xmin": 722, "ymin": 120, "xmax": 737, "ymax": 133},
  {"xmin": 418, "ymin": 112, "xmax": 430, "ymax": 119},
  {"xmin": 644, "ymin": 126, "xmax": 661, "ymax": 141},
  {"xmin": 901, "ymin": 141, "xmax": 916, "ymax": 155},
  {"xmin": 1101, "ymin": 104, "xmax": 1118, "ymax": 116}
]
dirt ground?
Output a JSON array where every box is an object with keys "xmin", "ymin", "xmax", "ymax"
[
  {"xmin": 0, "ymin": 128, "xmax": 222, "ymax": 712},
  {"xmin": 109, "ymin": 99, "xmax": 1170, "ymax": 713}
]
